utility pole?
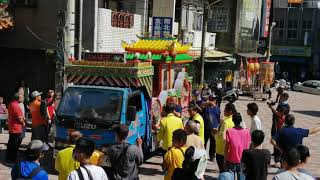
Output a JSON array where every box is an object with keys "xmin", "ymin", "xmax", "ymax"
[
  {"xmin": 267, "ymin": 22, "xmax": 276, "ymax": 62},
  {"xmin": 65, "ymin": 0, "xmax": 75, "ymax": 63},
  {"xmin": 200, "ymin": 0, "xmax": 221, "ymax": 85},
  {"xmin": 200, "ymin": 4, "xmax": 207, "ymax": 85},
  {"xmin": 64, "ymin": 0, "xmax": 75, "ymax": 90},
  {"xmin": 77, "ymin": 0, "xmax": 83, "ymax": 60}
]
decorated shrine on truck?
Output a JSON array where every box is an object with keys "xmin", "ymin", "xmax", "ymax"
[
  {"xmin": 122, "ymin": 37, "xmax": 193, "ymax": 105},
  {"xmin": 65, "ymin": 37, "xmax": 194, "ymax": 127}
]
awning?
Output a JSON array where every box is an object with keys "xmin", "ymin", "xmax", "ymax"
[
  {"xmin": 205, "ymin": 56, "xmax": 236, "ymax": 63},
  {"xmin": 189, "ymin": 49, "xmax": 233, "ymax": 60},
  {"xmin": 270, "ymin": 55, "xmax": 307, "ymax": 63},
  {"xmin": 237, "ymin": 52, "xmax": 266, "ymax": 58}
]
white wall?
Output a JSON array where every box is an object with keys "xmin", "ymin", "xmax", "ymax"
[
  {"xmin": 185, "ymin": 31, "xmax": 216, "ymax": 49},
  {"xmin": 152, "ymin": 0, "xmax": 176, "ymax": 20},
  {"xmin": 96, "ymin": 8, "xmax": 142, "ymax": 53}
]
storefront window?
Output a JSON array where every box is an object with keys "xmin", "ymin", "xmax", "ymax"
[
  {"xmin": 288, "ymin": 20, "xmax": 298, "ymax": 40},
  {"xmin": 274, "ymin": 20, "xmax": 285, "ymax": 40}
]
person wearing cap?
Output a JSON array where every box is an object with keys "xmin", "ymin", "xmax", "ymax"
[
  {"xmin": 11, "ymin": 140, "xmax": 49, "ymax": 180},
  {"xmin": 6, "ymin": 92, "xmax": 25, "ymax": 162},
  {"xmin": 67, "ymin": 138, "xmax": 108, "ymax": 180},
  {"xmin": 107, "ymin": 124, "xmax": 143, "ymax": 180},
  {"xmin": 29, "ymin": 90, "xmax": 48, "ymax": 142},
  {"xmin": 188, "ymin": 104, "xmax": 205, "ymax": 144}
]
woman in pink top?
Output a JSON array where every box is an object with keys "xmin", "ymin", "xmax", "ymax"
[{"xmin": 225, "ymin": 113, "xmax": 251, "ymax": 180}]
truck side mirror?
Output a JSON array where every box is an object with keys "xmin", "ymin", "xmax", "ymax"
[{"xmin": 127, "ymin": 106, "xmax": 137, "ymax": 122}]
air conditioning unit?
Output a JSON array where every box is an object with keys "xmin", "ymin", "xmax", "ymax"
[
  {"xmin": 11, "ymin": 0, "xmax": 37, "ymax": 7},
  {"xmin": 207, "ymin": 33, "xmax": 216, "ymax": 48}
]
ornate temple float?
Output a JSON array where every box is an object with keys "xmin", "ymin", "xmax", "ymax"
[{"xmin": 65, "ymin": 36, "xmax": 194, "ymax": 125}]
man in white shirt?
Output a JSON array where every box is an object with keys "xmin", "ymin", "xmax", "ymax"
[
  {"xmin": 247, "ymin": 103, "xmax": 262, "ymax": 134},
  {"xmin": 68, "ymin": 138, "xmax": 108, "ymax": 180}
]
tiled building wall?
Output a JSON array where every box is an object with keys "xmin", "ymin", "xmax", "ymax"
[{"xmin": 96, "ymin": 8, "xmax": 142, "ymax": 53}]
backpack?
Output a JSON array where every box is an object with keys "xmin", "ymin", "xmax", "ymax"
[
  {"xmin": 110, "ymin": 143, "xmax": 131, "ymax": 179},
  {"xmin": 76, "ymin": 165, "xmax": 94, "ymax": 180},
  {"xmin": 14, "ymin": 162, "xmax": 43, "ymax": 180}
]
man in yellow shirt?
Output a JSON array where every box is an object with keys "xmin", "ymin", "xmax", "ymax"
[
  {"xmin": 157, "ymin": 103, "xmax": 184, "ymax": 154},
  {"xmin": 188, "ymin": 104, "xmax": 205, "ymax": 143},
  {"xmin": 55, "ymin": 131, "xmax": 103, "ymax": 180},
  {"xmin": 163, "ymin": 129, "xmax": 187, "ymax": 180},
  {"xmin": 214, "ymin": 103, "xmax": 236, "ymax": 172}
]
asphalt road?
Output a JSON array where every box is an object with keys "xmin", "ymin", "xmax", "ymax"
[{"xmin": 0, "ymin": 90, "xmax": 319, "ymax": 180}]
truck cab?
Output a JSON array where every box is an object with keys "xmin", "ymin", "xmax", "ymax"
[{"xmin": 54, "ymin": 85, "xmax": 152, "ymax": 155}]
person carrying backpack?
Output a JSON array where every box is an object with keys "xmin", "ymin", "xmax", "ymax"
[
  {"xmin": 68, "ymin": 138, "xmax": 108, "ymax": 180},
  {"xmin": 107, "ymin": 124, "xmax": 143, "ymax": 180},
  {"xmin": 11, "ymin": 140, "xmax": 49, "ymax": 180},
  {"xmin": 172, "ymin": 146, "xmax": 208, "ymax": 180}
]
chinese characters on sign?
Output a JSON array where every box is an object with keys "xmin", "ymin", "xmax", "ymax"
[
  {"xmin": 261, "ymin": 0, "xmax": 271, "ymax": 37},
  {"xmin": 152, "ymin": 17, "xmax": 173, "ymax": 38},
  {"xmin": 111, "ymin": 10, "xmax": 134, "ymax": 29}
]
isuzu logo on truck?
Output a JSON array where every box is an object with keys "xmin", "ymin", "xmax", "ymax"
[{"xmin": 74, "ymin": 123, "xmax": 97, "ymax": 130}]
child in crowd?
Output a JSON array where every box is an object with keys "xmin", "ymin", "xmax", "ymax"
[
  {"xmin": 242, "ymin": 130, "xmax": 271, "ymax": 180},
  {"xmin": 247, "ymin": 102, "xmax": 262, "ymax": 134},
  {"xmin": 162, "ymin": 129, "xmax": 188, "ymax": 180}
]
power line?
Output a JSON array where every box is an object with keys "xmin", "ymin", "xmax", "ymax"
[{"xmin": 25, "ymin": 25, "xmax": 57, "ymax": 47}]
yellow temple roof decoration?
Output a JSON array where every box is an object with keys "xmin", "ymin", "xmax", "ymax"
[{"xmin": 122, "ymin": 38, "xmax": 192, "ymax": 54}]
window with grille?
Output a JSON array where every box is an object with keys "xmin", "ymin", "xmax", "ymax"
[
  {"xmin": 274, "ymin": 20, "xmax": 285, "ymax": 40},
  {"xmin": 207, "ymin": 7, "xmax": 229, "ymax": 32},
  {"xmin": 288, "ymin": 20, "xmax": 298, "ymax": 40}
]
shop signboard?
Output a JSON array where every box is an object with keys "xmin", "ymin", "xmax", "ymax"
[
  {"xmin": 152, "ymin": 17, "xmax": 173, "ymax": 38},
  {"xmin": 237, "ymin": 0, "xmax": 262, "ymax": 51},
  {"xmin": 260, "ymin": 0, "xmax": 272, "ymax": 37},
  {"xmin": 271, "ymin": 46, "xmax": 312, "ymax": 57},
  {"xmin": 288, "ymin": 0, "xmax": 303, "ymax": 4}
]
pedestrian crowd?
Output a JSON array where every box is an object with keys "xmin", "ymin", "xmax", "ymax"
[
  {"xmin": 156, "ymin": 83, "xmax": 320, "ymax": 180},
  {"xmin": 1, "ymin": 80, "xmax": 319, "ymax": 180}
]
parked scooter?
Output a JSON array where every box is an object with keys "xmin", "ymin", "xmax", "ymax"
[{"xmin": 221, "ymin": 88, "xmax": 239, "ymax": 103}]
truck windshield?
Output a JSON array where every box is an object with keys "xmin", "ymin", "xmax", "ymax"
[{"xmin": 58, "ymin": 87, "xmax": 123, "ymax": 125}]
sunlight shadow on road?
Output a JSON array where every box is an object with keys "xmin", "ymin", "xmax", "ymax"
[
  {"xmin": 293, "ymin": 110, "xmax": 320, "ymax": 118},
  {"xmin": 139, "ymin": 167, "xmax": 163, "ymax": 176}
]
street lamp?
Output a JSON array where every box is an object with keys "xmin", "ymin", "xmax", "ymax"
[{"xmin": 267, "ymin": 22, "xmax": 276, "ymax": 62}]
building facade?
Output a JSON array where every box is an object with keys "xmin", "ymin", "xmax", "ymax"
[
  {"xmin": 0, "ymin": 0, "xmax": 148, "ymax": 102},
  {"xmin": 271, "ymin": 0, "xmax": 320, "ymax": 81}
]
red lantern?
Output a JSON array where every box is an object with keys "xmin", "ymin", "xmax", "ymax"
[
  {"xmin": 249, "ymin": 62, "xmax": 255, "ymax": 73},
  {"xmin": 254, "ymin": 59, "xmax": 260, "ymax": 74}
]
